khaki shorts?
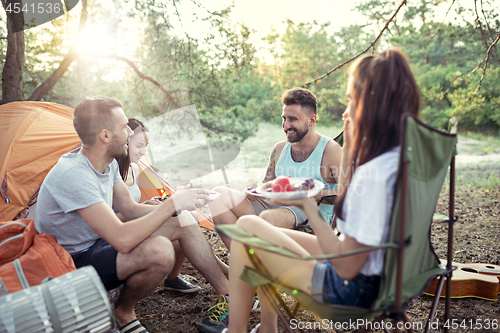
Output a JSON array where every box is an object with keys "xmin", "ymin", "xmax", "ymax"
[{"xmin": 245, "ymin": 197, "xmax": 308, "ymax": 227}]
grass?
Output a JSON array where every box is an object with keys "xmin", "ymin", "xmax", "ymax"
[
  {"xmin": 454, "ymin": 130, "xmax": 500, "ymax": 189},
  {"xmin": 455, "ymin": 163, "xmax": 500, "ymax": 189},
  {"xmin": 458, "ymin": 131, "xmax": 500, "ymax": 155}
]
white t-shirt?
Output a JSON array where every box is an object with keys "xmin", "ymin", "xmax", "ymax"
[{"xmin": 336, "ymin": 147, "xmax": 400, "ymax": 276}]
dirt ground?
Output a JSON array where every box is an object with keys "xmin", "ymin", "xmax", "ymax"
[{"xmin": 134, "ymin": 187, "xmax": 500, "ymax": 333}]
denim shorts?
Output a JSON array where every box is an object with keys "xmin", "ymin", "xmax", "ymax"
[
  {"xmin": 71, "ymin": 238, "xmax": 125, "ymax": 291},
  {"xmin": 311, "ymin": 259, "xmax": 380, "ymax": 308}
]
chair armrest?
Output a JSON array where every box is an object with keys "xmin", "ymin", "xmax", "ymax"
[
  {"xmin": 216, "ymin": 224, "xmax": 411, "ymax": 261},
  {"xmin": 317, "ymin": 194, "xmax": 337, "ymax": 206}
]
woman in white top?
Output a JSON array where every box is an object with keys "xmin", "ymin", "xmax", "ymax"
[
  {"xmin": 116, "ymin": 118, "xmax": 154, "ymax": 204},
  {"xmin": 214, "ymin": 48, "xmax": 421, "ymax": 333},
  {"xmin": 116, "ymin": 118, "xmax": 202, "ymax": 293}
]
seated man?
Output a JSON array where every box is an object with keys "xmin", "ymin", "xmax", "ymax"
[
  {"xmin": 208, "ymin": 87, "xmax": 342, "ymax": 249},
  {"xmin": 35, "ymin": 97, "xmax": 230, "ymax": 333}
]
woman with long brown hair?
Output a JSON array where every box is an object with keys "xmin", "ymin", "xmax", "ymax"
[
  {"xmin": 197, "ymin": 48, "xmax": 420, "ymax": 333},
  {"xmin": 115, "ymin": 118, "xmax": 202, "ymax": 293}
]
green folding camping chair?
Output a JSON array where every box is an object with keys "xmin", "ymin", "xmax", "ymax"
[{"xmin": 217, "ymin": 114, "xmax": 458, "ymax": 333}]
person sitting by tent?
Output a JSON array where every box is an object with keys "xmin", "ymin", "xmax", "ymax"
[
  {"xmin": 35, "ymin": 96, "xmax": 231, "ymax": 333},
  {"xmin": 198, "ymin": 48, "xmax": 421, "ymax": 333},
  {"xmin": 114, "ymin": 117, "xmax": 203, "ymax": 293}
]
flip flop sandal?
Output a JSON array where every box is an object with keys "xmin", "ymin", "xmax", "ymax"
[{"xmin": 117, "ymin": 319, "xmax": 148, "ymax": 333}]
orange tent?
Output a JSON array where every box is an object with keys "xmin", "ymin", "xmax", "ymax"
[
  {"xmin": 0, "ymin": 102, "xmax": 81, "ymax": 221},
  {"xmin": 137, "ymin": 159, "xmax": 214, "ymax": 230},
  {"xmin": 0, "ymin": 101, "xmax": 214, "ymax": 230}
]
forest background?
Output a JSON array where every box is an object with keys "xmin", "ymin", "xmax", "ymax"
[
  {"xmin": 1, "ymin": 0, "xmax": 500, "ymax": 144},
  {"xmin": 1, "ymin": 3, "xmax": 499, "ymax": 331}
]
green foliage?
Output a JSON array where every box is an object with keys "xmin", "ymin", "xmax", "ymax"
[
  {"xmin": 387, "ymin": 7, "xmax": 500, "ymax": 133},
  {"xmin": 243, "ymin": 97, "xmax": 282, "ymax": 123},
  {"xmin": 3, "ymin": 0, "xmax": 500, "ymax": 141},
  {"xmin": 258, "ymin": 20, "xmax": 364, "ymax": 126}
]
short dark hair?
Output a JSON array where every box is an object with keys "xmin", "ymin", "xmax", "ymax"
[
  {"xmin": 281, "ymin": 87, "xmax": 317, "ymax": 115},
  {"xmin": 73, "ymin": 96, "xmax": 123, "ymax": 145}
]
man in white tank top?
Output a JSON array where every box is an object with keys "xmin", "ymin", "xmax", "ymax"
[{"xmin": 208, "ymin": 88, "xmax": 342, "ymax": 249}]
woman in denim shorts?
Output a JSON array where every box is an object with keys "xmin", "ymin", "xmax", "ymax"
[{"xmin": 219, "ymin": 48, "xmax": 421, "ymax": 333}]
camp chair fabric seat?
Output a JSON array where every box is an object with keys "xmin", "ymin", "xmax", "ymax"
[
  {"xmin": 217, "ymin": 224, "xmax": 401, "ymax": 323},
  {"xmin": 216, "ymin": 114, "xmax": 458, "ymax": 332},
  {"xmin": 241, "ymin": 267, "xmax": 374, "ymax": 323},
  {"xmin": 375, "ymin": 115, "xmax": 457, "ymax": 312}
]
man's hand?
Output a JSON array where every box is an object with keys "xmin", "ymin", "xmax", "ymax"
[
  {"xmin": 245, "ymin": 182, "xmax": 260, "ymax": 201},
  {"xmin": 171, "ymin": 184, "xmax": 210, "ymax": 211}
]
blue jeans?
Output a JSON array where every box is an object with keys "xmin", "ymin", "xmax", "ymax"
[{"xmin": 312, "ymin": 259, "xmax": 380, "ymax": 308}]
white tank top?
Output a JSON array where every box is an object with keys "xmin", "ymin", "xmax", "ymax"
[{"xmin": 128, "ymin": 163, "xmax": 142, "ymax": 203}]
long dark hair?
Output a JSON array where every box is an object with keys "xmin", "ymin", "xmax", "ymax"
[
  {"xmin": 116, "ymin": 117, "xmax": 150, "ymax": 181},
  {"xmin": 334, "ymin": 48, "xmax": 420, "ymax": 218}
]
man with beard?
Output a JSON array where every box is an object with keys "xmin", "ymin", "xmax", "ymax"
[
  {"xmin": 35, "ymin": 97, "xmax": 230, "ymax": 333},
  {"xmin": 208, "ymin": 88, "xmax": 342, "ymax": 250}
]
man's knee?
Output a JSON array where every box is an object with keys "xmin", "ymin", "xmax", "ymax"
[
  {"xmin": 141, "ymin": 236, "xmax": 175, "ymax": 273},
  {"xmin": 212, "ymin": 185, "xmax": 227, "ymax": 194}
]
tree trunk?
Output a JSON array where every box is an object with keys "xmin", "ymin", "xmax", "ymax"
[
  {"xmin": 27, "ymin": 0, "xmax": 88, "ymax": 101},
  {"xmin": 1, "ymin": 16, "xmax": 24, "ymax": 104},
  {"xmin": 27, "ymin": 52, "xmax": 79, "ymax": 101}
]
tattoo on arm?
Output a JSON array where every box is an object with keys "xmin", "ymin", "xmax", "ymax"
[{"xmin": 263, "ymin": 148, "xmax": 276, "ymax": 182}]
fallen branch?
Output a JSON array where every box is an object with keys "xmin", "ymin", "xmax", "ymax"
[{"xmin": 302, "ymin": 0, "xmax": 407, "ymax": 87}]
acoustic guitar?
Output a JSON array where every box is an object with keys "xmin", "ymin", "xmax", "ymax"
[{"xmin": 424, "ymin": 260, "xmax": 500, "ymax": 301}]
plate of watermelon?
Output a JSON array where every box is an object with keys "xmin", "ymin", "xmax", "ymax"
[{"xmin": 255, "ymin": 176, "xmax": 324, "ymax": 199}]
